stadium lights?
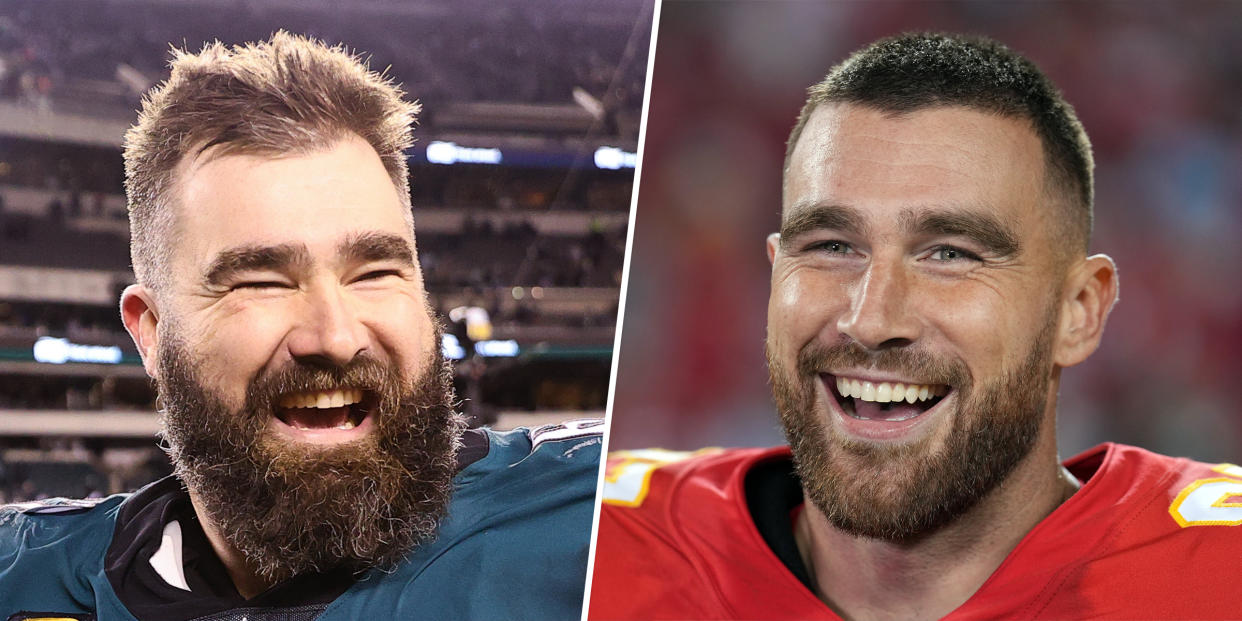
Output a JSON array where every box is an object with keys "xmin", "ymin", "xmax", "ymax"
[
  {"xmin": 474, "ymin": 339, "xmax": 520, "ymax": 358},
  {"xmin": 426, "ymin": 141, "xmax": 503, "ymax": 165},
  {"xmin": 33, "ymin": 336, "xmax": 123, "ymax": 365},
  {"xmin": 593, "ymin": 146, "xmax": 637, "ymax": 170},
  {"xmin": 442, "ymin": 334, "xmax": 468, "ymax": 360},
  {"xmin": 441, "ymin": 334, "xmax": 521, "ymax": 360}
]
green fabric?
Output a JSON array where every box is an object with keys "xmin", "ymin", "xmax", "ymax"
[{"xmin": 0, "ymin": 425, "xmax": 601, "ymax": 621}]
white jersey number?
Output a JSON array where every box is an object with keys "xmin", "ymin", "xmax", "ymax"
[{"xmin": 1169, "ymin": 464, "xmax": 1242, "ymax": 527}]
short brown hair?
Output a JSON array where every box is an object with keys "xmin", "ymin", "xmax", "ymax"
[
  {"xmin": 124, "ymin": 31, "xmax": 419, "ymax": 294},
  {"xmin": 785, "ymin": 33, "xmax": 1094, "ymax": 253}
]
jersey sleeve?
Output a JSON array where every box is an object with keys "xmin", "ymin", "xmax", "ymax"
[
  {"xmin": 590, "ymin": 447, "xmax": 842, "ymax": 621},
  {"xmin": 1057, "ymin": 451, "xmax": 1242, "ymax": 620},
  {"xmin": 477, "ymin": 421, "xmax": 604, "ymax": 620},
  {"xmin": 0, "ymin": 497, "xmax": 125, "ymax": 616},
  {"xmin": 589, "ymin": 449, "xmax": 735, "ymax": 620},
  {"xmin": 960, "ymin": 445, "xmax": 1242, "ymax": 620}
]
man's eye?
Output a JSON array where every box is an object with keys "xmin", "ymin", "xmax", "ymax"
[
  {"xmin": 930, "ymin": 246, "xmax": 981, "ymax": 262},
  {"xmin": 232, "ymin": 281, "xmax": 288, "ymax": 290},
  {"xmin": 809, "ymin": 240, "xmax": 854, "ymax": 254},
  {"xmin": 357, "ymin": 269, "xmax": 401, "ymax": 282}
]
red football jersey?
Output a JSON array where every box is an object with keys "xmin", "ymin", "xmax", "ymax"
[{"xmin": 588, "ymin": 444, "xmax": 1242, "ymax": 620}]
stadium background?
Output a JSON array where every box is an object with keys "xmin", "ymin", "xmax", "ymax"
[
  {"xmin": 610, "ymin": 0, "xmax": 1242, "ymax": 462},
  {"xmin": 0, "ymin": 0, "xmax": 652, "ymax": 501}
]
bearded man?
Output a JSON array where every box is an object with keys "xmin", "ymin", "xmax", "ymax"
[
  {"xmin": 0, "ymin": 32, "xmax": 600, "ymax": 620},
  {"xmin": 589, "ymin": 33, "xmax": 1239, "ymax": 620}
]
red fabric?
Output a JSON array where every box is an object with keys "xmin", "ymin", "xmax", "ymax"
[{"xmin": 588, "ymin": 443, "xmax": 1242, "ymax": 620}]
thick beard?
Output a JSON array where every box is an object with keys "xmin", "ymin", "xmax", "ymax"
[
  {"xmin": 767, "ymin": 313, "xmax": 1056, "ymax": 543},
  {"xmin": 155, "ymin": 324, "xmax": 464, "ymax": 583}
]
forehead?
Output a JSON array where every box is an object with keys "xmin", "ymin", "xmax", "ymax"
[
  {"xmin": 784, "ymin": 104, "xmax": 1046, "ymax": 227},
  {"xmin": 171, "ymin": 135, "xmax": 412, "ymax": 267}
]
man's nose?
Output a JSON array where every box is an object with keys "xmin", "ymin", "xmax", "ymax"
[
  {"xmin": 286, "ymin": 283, "xmax": 369, "ymax": 367},
  {"xmin": 836, "ymin": 257, "xmax": 921, "ymax": 350}
]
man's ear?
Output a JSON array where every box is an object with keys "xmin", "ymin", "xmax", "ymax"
[
  {"xmin": 766, "ymin": 233, "xmax": 781, "ymax": 264},
  {"xmin": 1054, "ymin": 254, "xmax": 1118, "ymax": 368},
  {"xmin": 120, "ymin": 284, "xmax": 162, "ymax": 378}
]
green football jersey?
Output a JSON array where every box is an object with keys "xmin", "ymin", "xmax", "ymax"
[{"xmin": 0, "ymin": 422, "xmax": 602, "ymax": 621}]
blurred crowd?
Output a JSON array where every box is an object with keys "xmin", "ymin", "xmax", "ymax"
[
  {"xmin": 421, "ymin": 225, "xmax": 625, "ymax": 291},
  {"xmin": 415, "ymin": 166, "xmax": 635, "ymax": 213},
  {"xmin": 610, "ymin": 1, "xmax": 1242, "ymax": 462},
  {"xmin": 0, "ymin": 0, "xmax": 650, "ymax": 132},
  {"xmin": 0, "ymin": 440, "xmax": 171, "ymax": 503},
  {"xmin": 0, "ymin": 138, "xmax": 632, "ymax": 294},
  {"xmin": 0, "ymin": 136, "xmax": 637, "ymax": 211}
]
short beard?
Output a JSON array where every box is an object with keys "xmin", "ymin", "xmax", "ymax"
[
  {"xmin": 155, "ymin": 325, "xmax": 464, "ymax": 583},
  {"xmin": 767, "ymin": 314, "xmax": 1055, "ymax": 543}
]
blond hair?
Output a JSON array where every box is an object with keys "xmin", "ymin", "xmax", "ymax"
[{"xmin": 123, "ymin": 31, "xmax": 419, "ymax": 294}]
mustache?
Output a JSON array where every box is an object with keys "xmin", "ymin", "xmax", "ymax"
[
  {"xmin": 795, "ymin": 338, "xmax": 971, "ymax": 389},
  {"xmin": 242, "ymin": 354, "xmax": 397, "ymax": 412}
]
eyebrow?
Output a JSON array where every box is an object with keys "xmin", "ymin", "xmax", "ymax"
[
  {"xmin": 338, "ymin": 232, "xmax": 416, "ymax": 267},
  {"xmin": 203, "ymin": 243, "xmax": 312, "ymax": 287},
  {"xmin": 201, "ymin": 233, "xmax": 416, "ymax": 288},
  {"xmin": 900, "ymin": 208, "xmax": 1021, "ymax": 257},
  {"xmin": 780, "ymin": 200, "xmax": 1020, "ymax": 258},
  {"xmin": 779, "ymin": 203, "xmax": 869, "ymax": 248}
]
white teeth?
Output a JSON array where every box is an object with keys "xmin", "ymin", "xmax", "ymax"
[
  {"xmin": 833, "ymin": 377, "xmax": 946, "ymax": 404},
  {"xmin": 875, "ymin": 383, "xmax": 892, "ymax": 403},
  {"xmin": 860, "ymin": 381, "xmax": 876, "ymax": 401},
  {"xmin": 336, "ymin": 419, "xmax": 356, "ymax": 430},
  {"xmin": 278, "ymin": 388, "xmax": 365, "ymax": 409}
]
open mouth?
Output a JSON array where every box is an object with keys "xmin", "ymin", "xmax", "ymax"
[
  {"xmin": 826, "ymin": 375, "xmax": 949, "ymax": 422},
  {"xmin": 274, "ymin": 388, "xmax": 373, "ymax": 431}
]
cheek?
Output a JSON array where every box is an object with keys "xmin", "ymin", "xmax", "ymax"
[
  {"xmin": 203, "ymin": 302, "xmax": 290, "ymax": 356},
  {"xmin": 769, "ymin": 265, "xmax": 848, "ymax": 356},
  {"xmin": 190, "ymin": 304, "xmax": 292, "ymax": 393},
  {"xmin": 917, "ymin": 279, "xmax": 1030, "ymax": 371},
  {"xmin": 364, "ymin": 291, "xmax": 436, "ymax": 370}
]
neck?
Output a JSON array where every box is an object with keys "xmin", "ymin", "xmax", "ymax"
[
  {"xmin": 188, "ymin": 491, "xmax": 273, "ymax": 599},
  {"xmin": 794, "ymin": 431, "xmax": 1078, "ymax": 621}
]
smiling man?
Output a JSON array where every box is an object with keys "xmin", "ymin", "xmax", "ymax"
[
  {"xmin": 0, "ymin": 32, "xmax": 600, "ymax": 620},
  {"xmin": 590, "ymin": 33, "xmax": 1239, "ymax": 620}
]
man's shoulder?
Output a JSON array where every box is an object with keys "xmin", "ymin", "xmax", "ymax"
[
  {"xmin": 0, "ymin": 494, "xmax": 124, "ymax": 569},
  {"xmin": 1055, "ymin": 443, "xmax": 1242, "ymax": 548},
  {"xmin": 0, "ymin": 493, "xmax": 127, "ymax": 543},
  {"xmin": 1066, "ymin": 441, "xmax": 1242, "ymax": 514},
  {"xmin": 600, "ymin": 445, "xmax": 789, "ymax": 514},
  {"xmin": 446, "ymin": 420, "xmax": 602, "ymax": 526},
  {"xmin": 590, "ymin": 446, "xmax": 805, "ymax": 620},
  {"xmin": 333, "ymin": 421, "xmax": 605, "ymax": 619},
  {"xmin": 975, "ymin": 443, "xmax": 1242, "ymax": 619},
  {"xmin": 0, "ymin": 492, "xmax": 132, "ymax": 615},
  {"xmin": 494, "ymin": 418, "xmax": 604, "ymax": 463},
  {"xmin": 466, "ymin": 418, "xmax": 603, "ymax": 480}
]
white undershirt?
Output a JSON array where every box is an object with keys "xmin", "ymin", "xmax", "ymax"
[{"xmin": 148, "ymin": 519, "xmax": 192, "ymax": 591}]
